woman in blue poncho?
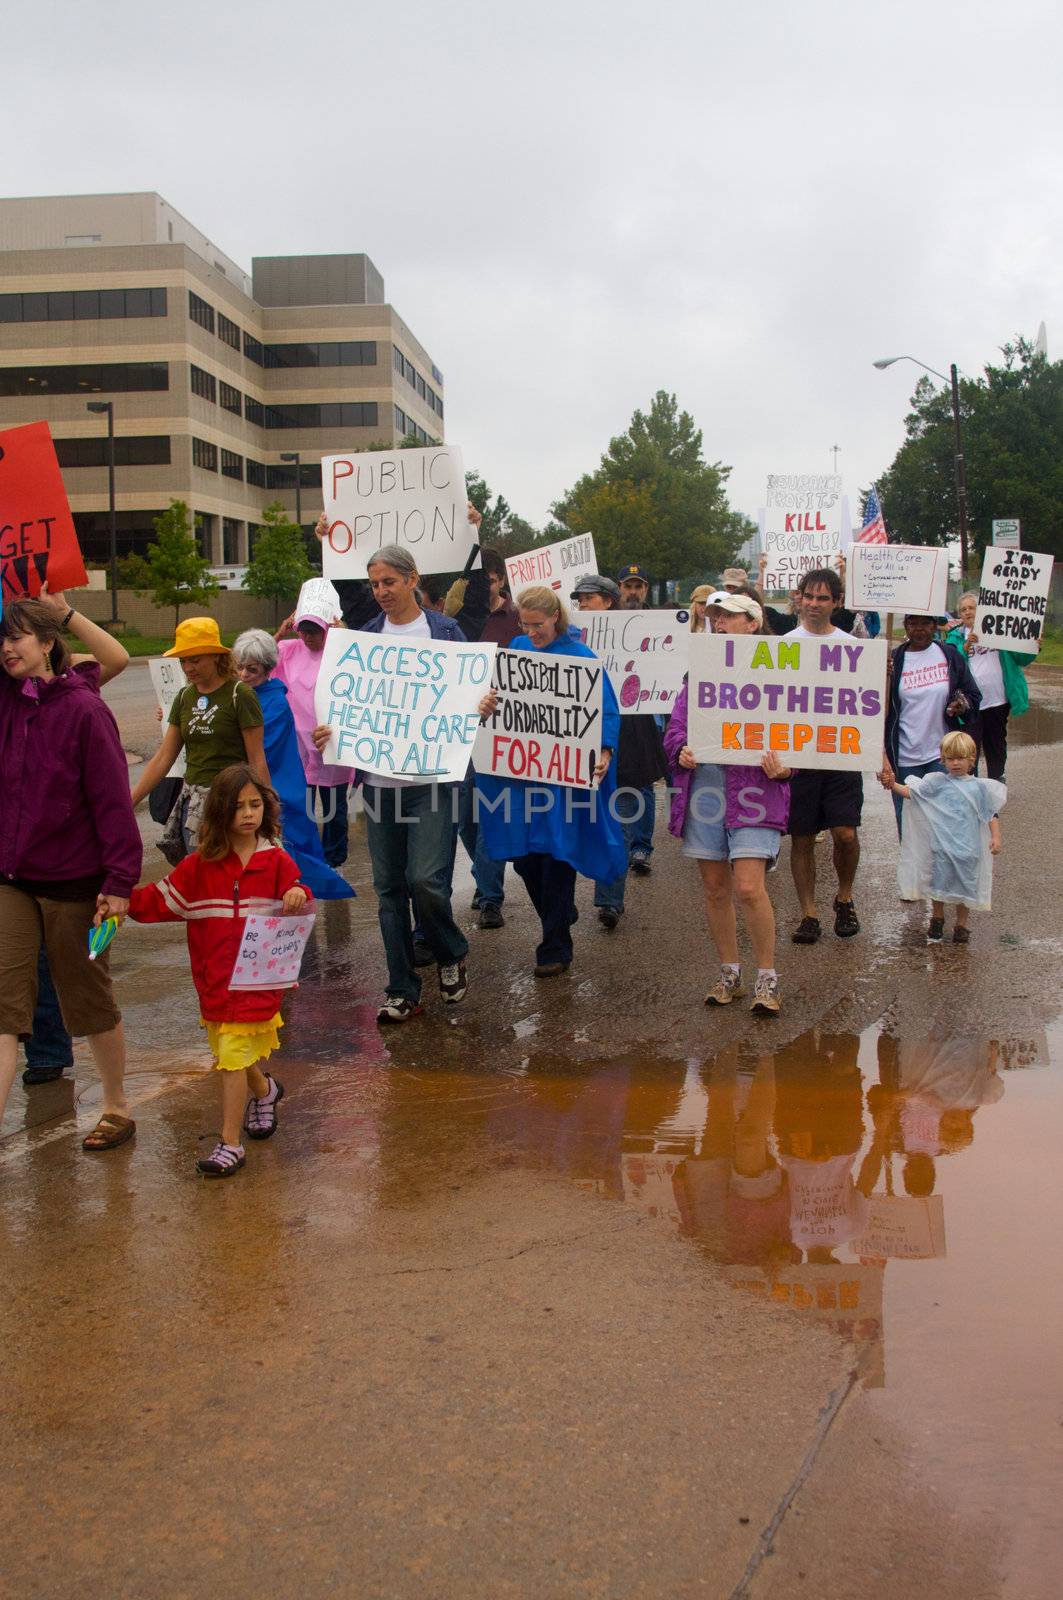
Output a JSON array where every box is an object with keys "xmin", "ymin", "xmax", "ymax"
[
  {"xmin": 232, "ymin": 630, "xmax": 355, "ymax": 901},
  {"xmin": 476, "ymin": 586, "xmax": 625, "ymax": 977}
]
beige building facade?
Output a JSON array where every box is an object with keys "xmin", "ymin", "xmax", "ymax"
[{"xmin": 0, "ymin": 193, "xmax": 446, "ymax": 565}]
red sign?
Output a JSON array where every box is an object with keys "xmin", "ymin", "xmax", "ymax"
[{"xmin": 0, "ymin": 420, "xmax": 88, "ymax": 601}]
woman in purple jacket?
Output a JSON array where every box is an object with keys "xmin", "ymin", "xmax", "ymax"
[
  {"xmin": 0, "ymin": 599, "xmax": 143, "ymax": 1150},
  {"xmin": 664, "ymin": 594, "xmax": 791, "ymax": 1016}
]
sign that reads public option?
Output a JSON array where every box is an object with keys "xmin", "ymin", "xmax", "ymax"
[
  {"xmin": 845, "ymin": 544, "xmax": 949, "ymax": 614},
  {"xmin": 314, "ymin": 629, "xmax": 496, "ymax": 780},
  {"xmin": 687, "ymin": 633, "xmax": 888, "ymax": 771},
  {"xmin": 576, "ymin": 609, "xmax": 691, "ymax": 714},
  {"xmin": 973, "ymin": 547, "xmax": 1053, "ymax": 654},
  {"xmin": 473, "ymin": 648, "xmax": 604, "ymax": 790},
  {"xmin": 762, "ymin": 472, "xmax": 843, "ymax": 592},
  {"xmin": 320, "ymin": 445, "xmax": 476, "ymax": 579},
  {"xmin": 0, "ymin": 419, "xmax": 89, "ymax": 602},
  {"xmin": 991, "ymin": 518, "xmax": 1021, "ymax": 550},
  {"xmin": 504, "ymin": 531, "xmax": 597, "ymax": 597}
]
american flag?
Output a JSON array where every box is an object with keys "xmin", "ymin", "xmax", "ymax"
[{"xmin": 856, "ymin": 484, "xmax": 888, "ymax": 544}]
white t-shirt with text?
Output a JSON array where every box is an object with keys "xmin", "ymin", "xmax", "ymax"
[
  {"xmin": 364, "ymin": 611, "xmax": 432, "ymax": 790},
  {"xmin": 897, "ymin": 642, "xmax": 951, "ymax": 765}
]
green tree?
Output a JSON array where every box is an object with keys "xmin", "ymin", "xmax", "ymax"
[
  {"xmin": 115, "ymin": 551, "xmax": 152, "ymax": 593},
  {"xmin": 243, "ymin": 501, "xmax": 312, "ymax": 621},
  {"xmin": 145, "ymin": 500, "xmax": 219, "ymax": 628},
  {"xmin": 551, "ymin": 391, "xmax": 751, "ymax": 578},
  {"xmin": 875, "ymin": 340, "xmax": 1063, "ymax": 564}
]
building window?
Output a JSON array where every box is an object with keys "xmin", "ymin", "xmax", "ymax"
[
  {"xmin": 245, "ymin": 458, "xmax": 267, "ymax": 488},
  {"xmin": 394, "ymin": 405, "xmax": 407, "ymax": 434},
  {"xmin": 243, "ymin": 332, "xmax": 265, "ymax": 365},
  {"xmin": 0, "ymin": 362, "xmax": 169, "ymax": 396},
  {"xmin": 54, "ymin": 435, "xmax": 172, "ymax": 468},
  {"xmin": 194, "ymin": 512, "xmax": 215, "ymax": 558},
  {"xmin": 190, "ymin": 365, "xmax": 216, "ymax": 403},
  {"xmin": 263, "ymin": 340, "xmax": 377, "ymax": 368},
  {"xmin": 222, "ymin": 518, "xmax": 240, "ymax": 563},
  {"xmin": 0, "ymin": 287, "xmax": 167, "ymax": 323},
  {"xmin": 244, "ymin": 395, "xmax": 264, "ymax": 427},
  {"xmin": 188, "ymin": 291, "xmax": 215, "ymax": 333},
  {"xmin": 220, "ymin": 449, "xmax": 243, "ymax": 481},
  {"xmin": 219, "ymin": 381, "xmax": 242, "ymax": 415},
  {"xmin": 193, "ymin": 437, "xmax": 218, "ymax": 472},
  {"xmin": 264, "ymin": 401, "xmax": 378, "ymax": 429},
  {"xmin": 267, "ymin": 462, "xmax": 323, "ymax": 490},
  {"xmin": 217, "ymin": 312, "xmax": 241, "ymax": 350}
]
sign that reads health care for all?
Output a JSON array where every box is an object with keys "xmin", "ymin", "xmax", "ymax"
[
  {"xmin": 762, "ymin": 472, "xmax": 843, "ymax": 592},
  {"xmin": 576, "ymin": 609, "xmax": 690, "ymax": 714},
  {"xmin": 687, "ymin": 633, "xmax": 887, "ymax": 771},
  {"xmin": 505, "ymin": 531, "xmax": 597, "ymax": 597},
  {"xmin": 473, "ymin": 648, "xmax": 604, "ymax": 789},
  {"xmin": 320, "ymin": 445, "xmax": 475, "ymax": 579},
  {"xmin": 314, "ymin": 629, "xmax": 496, "ymax": 780},
  {"xmin": 845, "ymin": 543, "xmax": 949, "ymax": 615},
  {"xmin": 973, "ymin": 547, "xmax": 1053, "ymax": 654}
]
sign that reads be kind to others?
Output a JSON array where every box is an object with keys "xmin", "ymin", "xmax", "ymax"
[
  {"xmin": 321, "ymin": 445, "xmax": 476, "ymax": 579},
  {"xmin": 687, "ymin": 633, "xmax": 887, "ymax": 771},
  {"xmin": 315, "ymin": 629, "xmax": 496, "ymax": 780},
  {"xmin": 473, "ymin": 648, "xmax": 604, "ymax": 789}
]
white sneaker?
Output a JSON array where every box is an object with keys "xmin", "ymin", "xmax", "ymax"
[
  {"xmin": 750, "ymin": 974, "xmax": 781, "ymax": 1015},
  {"xmin": 704, "ymin": 969, "xmax": 746, "ymax": 1006}
]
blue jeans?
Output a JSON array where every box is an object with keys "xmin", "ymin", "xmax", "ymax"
[
  {"xmin": 456, "ymin": 768, "xmax": 506, "ymax": 907},
  {"xmin": 893, "ymin": 758, "xmax": 945, "ymax": 836},
  {"xmin": 26, "ymin": 948, "xmax": 73, "ymax": 1068},
  {"xmin": 594, "ymin": 785, "xmax": 654, "ymax": 910},
  {"xmin": 310, "ymin": 783, "xmax": 350, "ymax": 866},
  {"xmin": 365, "ymin": 784, "xmax": 469, "ymax": 1002}
]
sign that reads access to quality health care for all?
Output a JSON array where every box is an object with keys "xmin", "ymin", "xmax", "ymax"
[
  {"xmin": 320, "ymin": 445, "xmax": 476, "ymax": 579},
  {"xmin": 687, "ymin": 632, "xmax": 887, "ymax": 771},
  {"xmin": 505, "ymin": 531, "xmax": 597, "ymax": 597},
  {"xmin": 845, "ymin": 543, "xmax": 949, "ymax": 615},
  {"xmin": 973, "ymin": 547, "xmax": 1053, "ymax": 655},
  {"xmin": 314, "ymin": 629, "xmax": 495, "ymax": 781},
  {"xmin": 473, "ymin": 648, "xmax": 604, "ymax": 790},
  {"xmin": 576, "ymin": 609, "xmax": 690, "ymax": 714},
  {"xmin": 762, "ymin": 472, "xmax": 843, "ymax": 593}
]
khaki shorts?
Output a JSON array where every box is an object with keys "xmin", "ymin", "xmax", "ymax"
[{"xmin": 0, "ymin": 885, "xmax": 122, "ymax": 1039}]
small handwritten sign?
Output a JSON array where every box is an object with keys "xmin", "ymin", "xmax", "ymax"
[
  {"xmin": 148, "ymin": 657, "xmax": 188, "ymax": 778},
  {"xmin": 505, "ymin": 532, "xmax": 597, "ymax": 597},
  {"xmin": 230, "ymin": 908, "xmax": 316, "ymax": 990},
  {"xmin": 973, "ymin": 547, "xmax": 1053, "ymax": 654},
  {"xmin": 576, "ymin": 609, "xmax": 690, "ymax": 713},
  {"xmin": 845, "ymin": 544, "xmax": 948, "ymax": 614},
  {"xmin": 762, "ymin": 472, "xmax": 843, "ymax": 591}
]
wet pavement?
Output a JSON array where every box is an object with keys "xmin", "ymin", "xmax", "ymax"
[{"xmin": 2, "ymin": 672, "xmax": 1062, "ymax": 1597}]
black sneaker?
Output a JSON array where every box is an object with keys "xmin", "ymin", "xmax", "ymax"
[
  {"xmin": 377, "ymin": 995, "xmax": 424, "ymax": 1025},
  {"xmin": 926, "ymin": 918, "xmax": 945, "ymax": 945},
  {"xmin": 629, "ymin": 852, "xmax": 652, "ymax": 876},
  {"xmin": 21, "ymin": 1063, "xmax": 69, "ymax": 1086},
  {"xmin": 792, "ymin": 916, "xmax": 821, "ymax": 944},
  {"xmin": 438, "ymin": 960, "xmax": 468, "ymax": 1004},
  {"xmin": 833, "ymin": 899, "xmax": 859, "ymax": 938},
  {"xmin": 478, "ymin": 903, "xmax": 504, "ymax": 930},
  {"xmin": 598, "ymin": 906, "xmax": 622, "ymax": 930},
  {"xmin": 412, "ymin": 939, "xmax": 434, "ymax": 968}
]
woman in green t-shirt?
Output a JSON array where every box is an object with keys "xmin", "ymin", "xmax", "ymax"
[{"xmin": 131, "ymin": 617, "xmax": 268, "ymax": 855}]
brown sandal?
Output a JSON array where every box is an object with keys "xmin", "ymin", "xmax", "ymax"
[{"xmin": 82, "ymin": 1113, "xmax": 136, "ymax": 1152}]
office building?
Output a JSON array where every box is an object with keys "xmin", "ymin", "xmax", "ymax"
[{"xmin": 0, "ymin": 193, "xmax": 446, "ymax": 565}]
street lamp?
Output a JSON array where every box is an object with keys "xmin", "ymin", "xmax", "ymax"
[
  {"xmin": 86, "ymin": 400, "xmax": 118, "ymax": 623},
  {"xmin": 279, "ymin": 451, "xmax": 302, "ymax": 531},
  {"xmin": 873, "ymin": 355, "xmax": 970, "ymax": 577}
]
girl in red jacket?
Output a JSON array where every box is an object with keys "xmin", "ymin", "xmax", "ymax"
[{"xmin": 128, "ymin": 764, "xmax": 310, "ymax": 1177}]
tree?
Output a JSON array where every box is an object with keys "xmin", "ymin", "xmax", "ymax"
[
  {"xmin": 145, "ymin": 500, "xmax": 219, "ymax": 628},
  {"xmin": 551, "ymin": 391, "xmax": 752, "ymax": 578},
  {"xmin": 875, "ymin": 340, "xmax": 1063, "ymax": 563},
  {"xmin": 243, "ymin": 501, "xmax": 312, "ymax": 621}
]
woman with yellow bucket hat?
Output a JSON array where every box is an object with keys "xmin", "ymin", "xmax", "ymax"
[{"xmin": 131, "ymin": 618, "xmax": 269, "ymax": 858}]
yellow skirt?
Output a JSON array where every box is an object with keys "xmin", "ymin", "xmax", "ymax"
[{"xmin": 202, "ymin": 1014, "xmax": 284, "ymax": 1073}]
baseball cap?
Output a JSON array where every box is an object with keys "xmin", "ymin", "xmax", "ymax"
[
  {"xmin": 710, "ymin": 593, "xmax": 763, "ymax": 625},
  {"xmin": 571, "ymin": 574, "xmax": 621, "ymax": 602},
  {"xmin": 718, "ymin": 567, "xmax": 752, "ymax": 590},
  {"xmin": 615, "ymin": 564, "xmax": 649, "ymax": 584}
]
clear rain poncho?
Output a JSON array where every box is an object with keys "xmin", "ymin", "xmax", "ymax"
[{"xmin": 897, "ymin": 772, "xmax": 1006, "ymax": 910}]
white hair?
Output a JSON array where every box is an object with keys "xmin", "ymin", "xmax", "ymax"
[{"xmin": 232, "ymin": 628, "xmax": 278, "ymax": 671}]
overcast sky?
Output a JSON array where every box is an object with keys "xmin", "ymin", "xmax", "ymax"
[{"xmin": 11, "ymin": 0, "xmax": 1062, "ymax": 532}]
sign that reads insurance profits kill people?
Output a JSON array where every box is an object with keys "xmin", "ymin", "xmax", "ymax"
[
  {"xmin": 315, "ymin": 629, "xmax": 496, "ymax": 781},
  {"xmin": 321, "ymin": 445, "xmax": 476, "ymax": 578},
  {"xmin": 973, "ymin": 547, "xmax": 1053, "ymax": 655},
  {"xmin": 687, "ymin": 633, "xmax": 887, "ymax": 772},
  {"xmin": 762, "ymin": 472, "xmax": 843, "ymax": 592},
  {"xmin": 473, "ymin": 649, "xmax": 604, "ymax": 789}
]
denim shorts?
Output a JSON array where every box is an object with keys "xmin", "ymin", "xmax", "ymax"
[{"xmin": 681, "ymin": 765, "xmax": 781, "ymax": 863}]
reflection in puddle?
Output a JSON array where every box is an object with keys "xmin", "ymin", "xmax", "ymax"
[{"xmin": 1010, "ymin": 697, "xmax": 1063, "ymax": 748}]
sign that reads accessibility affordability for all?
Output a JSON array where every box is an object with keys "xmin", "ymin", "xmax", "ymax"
[
  {"xmin": 0, "ymin": 419, "xmax": 89, "ymax": 604},
  {"xmin": 687, "ymin": 633, "xmax": 887, "ymax": 771},
  {"xmin": 576, "ymin": 609, "xmax": 691, "ymax": 714},
  {"xmin": 473, "ymin": 648, "xmax": 604, "ymax": 789},
  {"xmin": 505, "ymin": 531, "xmax": 597, "ymax": 597},
  {"xmin": 762, "ymin": 472, "xmax": 843, "ymax": 592},
  {"xmin": 973, "ymin": 547, "xmax": 1053, "ymax": 655},
  {"xmin": 314, "ymin": 629, "xmax": 496, "ymax": 780},
  {"xmin": 320, "ymin": 445, "xmax": 476, "ymax": 579},
  {"xmin": 845, "ymin": 543, "xmax": 949, "ymax": 615}
]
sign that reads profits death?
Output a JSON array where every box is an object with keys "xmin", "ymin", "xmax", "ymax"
[
  {"xmin": 505, "ymin": 532, "xmax": 597, "ymax": 597},
  {"xmin": 687, "ymin": 632, "xmax": 887, "ymax": 771},
  {"xmin": 0, "ymin": 420, "xmax": 89, "ymax": 603},
  {"xmin": 315, "ymin": 629, "xmax": 495, "ymax": 781},
  {"xmin": 473, "ymin": 648, "xmax": 604, "ymax": 790},
  {"xmin": 577, "ymin": 609, "xmax": 690, "ymax": 714},
  {"xmin": 762, "ymin": 472, "xmax": 843, "ymax": 592},
  {"xmin": 845, "ymin": 544, "xmax": 948, "ymax": 615},
  {"xmin": 321, "ymin": 445, "xmax": 476, "ymax": 579},
  {"xmin": 973, "ymin": 547, "xmax": 1053, "ymax": 654}
]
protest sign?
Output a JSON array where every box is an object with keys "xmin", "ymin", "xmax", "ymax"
[
  {"xmin": 855, "ymin": 1195, "xmax": 946, "ymax": 1260},
  {"xmin": 148, "ymin": 657, "xmax": 188, "ymax": 778},
  {"xmin": 230, "ymin": 908, "xmax": 316, "ymax": 990},
  {"xmin": 576, "ymin": 609, "xmax": 690, "ymax": 714},
  {"xmin": 687, "ymin": 633, "xmax": 888, "ymax": 771},
  {"xmin": 320, "ymin": 445, "xmax": 475, "ymax": 579},
  {"xmin": 295, "ymin": 575, "xmax": 343, "ymax": 623},
  {"xmin": 314, "ymin": 628, "xmax": 495, "ymax": 780},
  {"xmin": 992, "ymin": 518, "xmax": 1020, "ymax": 550},
  {"xmin": 473, "ymin": 647, "xmax": 604, "ymax": 789},
  {"xmin": 973, "ymin": 547, "xmax": 1052, "ymax": 654},
  {"xmin": 845, "ymin": 544, "xmax": 949, "ymax": 614},
  {"xmin": 0, "ymin": 420, "xmax": 88, "ymax": 603},
  {"xmin": 762, "ymin": 472, "xmax": 843, "ymax": 592},
  {"xmin": 725, "ymin": 1261, "xmax": 885, "ymax": 1387},
  {"xmin": 505, "ymin": 531, "xmax": 596, "ymax": 597}
]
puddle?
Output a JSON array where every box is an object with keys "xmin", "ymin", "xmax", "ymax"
[{"xmin": 1011, "ymin": 697, "xmax": 1063, "ymax": 747}]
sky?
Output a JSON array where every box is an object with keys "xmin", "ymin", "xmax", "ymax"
[{"xmin": 9, "ymin": 0, "xmax": 1063, "ymax": 532}]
